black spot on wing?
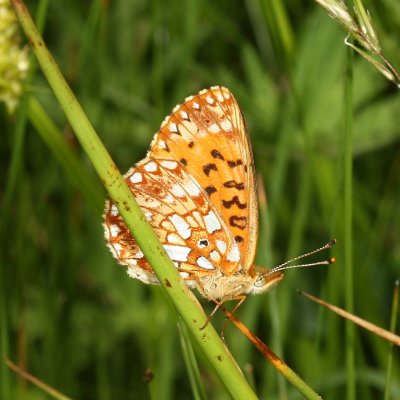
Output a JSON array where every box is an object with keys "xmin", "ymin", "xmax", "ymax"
[
  {"xmin": 211, "ymin": 149, "xmax": 225, "ymax": 160},
  {"xmin": 234, "ymin": 235, "xmax": 244, "ymax": 243},
  {"xmin": 227, "ymin": 159, "xmax": 243, "ymax": 168},
  {"xmin": 223, "ymin": 180, "xmax": 244, "ymax": 190},
  {"xmin": 222, "ymin": 196, "xmax": 247, "ymax": 209},
  {"xmin": 203, "ymin": 163, "xmax": 217, "ymax": 176},
  {"xmin": 205, "ymin": 185, "xmax": 217, "ymax": 196},
  {"xmin": 229, "ymin": 216, "xmax": 247, "ymax": 230}
]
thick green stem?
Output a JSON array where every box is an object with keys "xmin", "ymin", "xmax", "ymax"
[{"xmin": 11, "ymin": 1, "xmax": 258, "ymax": 398}]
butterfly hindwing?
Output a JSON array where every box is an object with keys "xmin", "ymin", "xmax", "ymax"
[{"xmin": 104, "ymin": 157, "xmax": 242, "ymax": 284}]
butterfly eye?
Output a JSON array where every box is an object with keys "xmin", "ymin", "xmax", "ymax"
[{"xmin": 254, "ymin": 275, "xmax": 265, "ymax": 288}]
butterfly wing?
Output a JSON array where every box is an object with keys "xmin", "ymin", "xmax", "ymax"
[
  {"xmin": 149, "ymin": 86, "xmax": 258, "ymax": 272},
  {"xmin": 104, "ymin": 158, "xmax": 242, "ymax": 285}
]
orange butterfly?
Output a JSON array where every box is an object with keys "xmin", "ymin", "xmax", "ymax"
[{"xmin": 104, "ymin": 87, "xmax": 333, "ymax": 305}]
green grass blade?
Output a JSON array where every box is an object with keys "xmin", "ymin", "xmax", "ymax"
[
  {"xmin": 178, "ymin": 320, "xmax": 207, "ymax": 400},
  {"xmin": 344, "ymin": 42, "xmax": 356, "ymax": 400},
  {"xmin": 384, "ymin": 280, "xmax": 399, "ymax": 400},
  {"xmin": 11, "ymin": 1, "xmax": 258, "ymax": 398},
  {"xmin": 27, "ymin": 97, "xmax": 104, "ymax": 210}
]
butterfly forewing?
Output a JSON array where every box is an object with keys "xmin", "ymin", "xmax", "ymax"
[
  {"xmin": 149, "ymin": 87, "xmax": 258, "ymax": 271},
  {"xmin": 103, "ymin": 86, "xmax": 265, "ymax": 300}
]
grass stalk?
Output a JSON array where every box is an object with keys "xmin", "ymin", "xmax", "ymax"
[
  {"xmin": 27, "ymin": 97, "xmax": 104, "ymax": 210},
  {"xmin": 224, "ymin": 308, "xmax": 323, "ymax": 400},
  {"xmin": 383, "ymin": 280, "xmax": 399, "ymax": 400},
  {"xmin": 6, "ymin": 359, "xmax": 72, "ymax": 400},
  {"xmin": 178, "ymin": 320, "xmax": 207, "ymax": 400},
  {"xmin": 11, "ymin": 1, "xmax": 258, "ymax": 398},
  {"xmin": 343, "ymin": 41, "xmax": 355, "ymax": 400}
]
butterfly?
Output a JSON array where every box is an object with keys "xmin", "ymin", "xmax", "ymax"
[{"xmin": 103, "ymin": 86, "xmax": 285, "ymax": 305}]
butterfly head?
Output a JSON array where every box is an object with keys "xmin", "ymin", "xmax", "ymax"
[
  {"xmin": 248, "ymin": 240, "xmax": 337, "ymax": 295},
  {"xmin": 248, "ymin": 267, "xmax": 284, "ymax": 295}
]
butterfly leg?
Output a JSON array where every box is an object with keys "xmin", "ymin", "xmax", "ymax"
[
  {"xmin": 181, "ymin": 272, "xmax": 223, "ymax": 330},
  {"xmin": 199, "ymin": 294, "xmax": 247, "ymax": 338},
  {"xmin": 199, "ymin": 299, "xmax": 224, "ymax": 330},
  {"xmin": 220, "ymin": 295, "xmax": 247, "ymax": 340}
]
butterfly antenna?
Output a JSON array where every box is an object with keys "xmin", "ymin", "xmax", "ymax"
[{"xmin": 267, "ymin": 239, "xmax": 337, "ymax": 275}]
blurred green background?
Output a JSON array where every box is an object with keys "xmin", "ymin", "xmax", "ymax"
[{"xmin": 1, "ymin": 0, "xmax": 399, "ymax": 399}]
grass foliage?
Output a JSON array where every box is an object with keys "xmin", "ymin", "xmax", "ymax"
[{"xmin": 1, "ymin": 0, "xmax": 399, "ymax": 398}]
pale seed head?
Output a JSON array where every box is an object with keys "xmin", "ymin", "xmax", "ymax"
[{"xmin": 0, "ymin": 0, "xmax": 29, "ymax": 113}]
